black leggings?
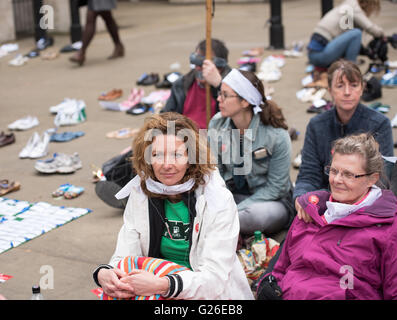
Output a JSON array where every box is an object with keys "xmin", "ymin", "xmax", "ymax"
[{"xmin": 81, "ymin": 9, "xmax": 121, "ymax": 53}]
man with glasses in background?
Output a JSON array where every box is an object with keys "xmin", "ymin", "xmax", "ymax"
[{"xmin": 161, "ymin": 39, "xmax": 231, "ymax": 129}]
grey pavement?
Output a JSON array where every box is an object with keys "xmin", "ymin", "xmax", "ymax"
[{"xmin": 0, "ymin": 0, "xmax": 396, "ymax": 300}]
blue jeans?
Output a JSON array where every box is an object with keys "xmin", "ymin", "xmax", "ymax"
[{"xmin": 309, "ymin": 28, "xmax": 362, "ymax": 68}]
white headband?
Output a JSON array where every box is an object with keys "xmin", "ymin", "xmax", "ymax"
[{"xmin": 222, "ymin": 69, "xmax": 264, "ymax": 114}]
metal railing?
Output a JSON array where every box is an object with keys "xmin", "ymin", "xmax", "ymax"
[{"xmin": 12, "ymin": 0, "xmax": 35, "ymax": 38}]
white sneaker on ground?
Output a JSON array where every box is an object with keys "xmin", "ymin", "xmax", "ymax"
[
  {"xmin": 49, "ymin": 98, "xmax": 75, "ymax": 114},
  {"xmin": 391, "ymin": 114, "xmax": 397, "ymax": 128},
  {"xmin": 29, "ymin": 130, "xmax": 52, "ymax": 159},
  {"xmin": 54, "ymin": 100, "xmax": 86, "ymax": 126},
  {"xmin": 293, "ymin": 153, "xmax": 302, "ymax": 169},
  {"xmin": 8, "ymin": 116, "xmax": 39, "ymax": 131},
  {"xmin": 34, "ymin": 152, "xmax": 82, "ymax": 174},
  {"xmin": 8, "ymin": 54, "xmax": 28, "ymax": 66},
  {"xmin": 19, "ymin": 132, "xmax": 41, "ymax": 158}
]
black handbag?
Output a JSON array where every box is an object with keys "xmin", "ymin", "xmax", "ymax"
[{"xmin": 102, "ymin": 150, "xmax": 135, "ymax": 187}]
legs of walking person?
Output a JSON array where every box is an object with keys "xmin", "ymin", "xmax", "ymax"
[
  {"xmin": 70, "ymin": 9, "xmax": 98, "ymax": 65},
  {"xmin": 309, "ymin": 29, "xmax": 362, "ymax": 68},
  {"xmin": 98, "ymin": 10, "xmax": 125, "ymax": 59},
  {"xmin": 238, "ymin": 201, "xmax": 289, "ymax": 236}
]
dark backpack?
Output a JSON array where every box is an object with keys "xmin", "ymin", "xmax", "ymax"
[{"xmin": 102, "ymin": 150, "xmax": 136, "ymax": 187}]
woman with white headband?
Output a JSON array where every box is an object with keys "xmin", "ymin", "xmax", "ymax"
[
  {"xmin": 209, "ymin": 69, "xmax": 295, "ymax": 237},
  {"xmin": 93, "ymin": 112, "xmax": 253, "ymax": 300}
]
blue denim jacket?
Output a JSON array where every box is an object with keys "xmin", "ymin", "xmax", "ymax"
[
  {"xmin": 293, "ymin": 103, "xmax": 394, "ymax": 201},
  {"xmin": 208, "ymin": 113, "xmax": 292, "ymax": 212}
]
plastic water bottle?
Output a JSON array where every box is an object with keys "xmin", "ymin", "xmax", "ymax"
[
  {"xmin": 252, "ymin": 230, "xmax": 263, "ymax": 245},
  {"xmin": 31, "ymin": 285, "xmax": 44, "ymax": 300}
]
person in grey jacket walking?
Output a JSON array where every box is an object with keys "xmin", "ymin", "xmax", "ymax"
[
  {"xmin": 294, "ymin": 59, "xmax": 393, "ymax": 222},
  {"xmin": 209, "ymin": 69, "xmax": 294, "ymax": 236}
]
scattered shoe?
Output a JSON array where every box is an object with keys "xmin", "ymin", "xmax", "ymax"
[
  {"xmin": 19, "ymin": 132, "xmax": 40, "ymax": 158},
  {"xmin": 304, "ymin": 72, "xmax": 328, "ymax": 89},
  {"xmin": 380, "ymin": 71, "xmax": 397, "ymax": 87},
  {"xmin": 239, "ymin": 63, "xmax": 256, "ymax": 72},
  {"xmin": 54, "ymin": 100, "xmax": 87, "ymax": 127},
  {"xmin": 91, "ymin": 164, "xmax": 106, "ymax": 183},
  {"xmin": 28, "ymin": 130, "xmax": 51, "ymax": 159},
  {"xmin": 155, "ymin": 72, "xmax": 182, "ymax": 89},
  {"xmin": 50, "ymin": 131, "xmax": 85, "ymax": 142},
  {"xmin": 391, "ymin": 114, "xmax": 397, "ymax": 128},
  {"xmin": 19, "ymin": 130, "xmax": 52, "ymax": 159},
  {"xmin": 136, "ymin": 73, "xmax": 159, "ymax": 86},
  {"xmin": 49, "ymin": 98, "xmax": 82, "ymax": 114},
  {"xmin": 25, "ymin": 49, "xmax": 40, "ymax": 58},
  {"xmin": 118, "ymin": 88, "xmax": 145, "ymax": 111},
  {"xmin": 8, "ymin": 54, "xmax": 28, "ymax": 67},
  {"xmin": 0, "ymin": 132, "xmax": 15, "ymax": 147},
  {"xmin": 106, "ymin": 128, "xmax": 139, "ymax": 139},
  {"xmin": 52, "ymin": 183, "xmax": 73, "ymax": 197},
  {"xmin": 256, "ymin": 58, "xmax": 282, "ymax": 82},
  {"xmin": 292, "ymin": 152, "xmax": 302, "ymax": 169},
  {"xmin": 36, "ymin": 37, "xmax": 54, "ymax": 51},
  {"xmin": 41, "ymin": 49, "xmax": 59, "ymax": 60},
  {"xmin": 242, "ymin": 47, "xmax": 265, "ymax": 57},
  {"xmin": 98, "ymin": 89, "xmax": 123, "ymax": 101},
  {"xmin": 126, "ymin": 103, "xmax": 152, "ymax": 116},
  {"xmin": 63, "ymin": 185, "xmax": 84, "ymax": 199},
  {"xmin": 140, "ymin": 90, "xmax": 171, "ymax": 104},
  {"xmin": 60, "ymin": 41, "xmax": 82, "ymax": 53},
  {"xmin": 1, "ymin": 43, "xmax": 19, "ymax": 53},
  {"xmin": 368, "ymin": 101, "xmax": 390, "ymax": 113},
  {"xmin": 0, "ymin": 180, "xmax": 21, "ymax": 196},
  {"xmin": 34, "ymin": 152, "xmax": 83, "ymax": 174},
  {"xmin": 8, "ymin": 116, "xmax": 39, "ymax": 131},
  {"xmin": 283, "ymin": 40, "xmax": 304, "ymax": 58},
  {"xmin": 306, "ymin": 100, "xmax": 333, "ymax": 113}
]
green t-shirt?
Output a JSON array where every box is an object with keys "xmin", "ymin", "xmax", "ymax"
[{"xmin": 160, "ymin": 199, "xmax": 191, "ymax": 269}]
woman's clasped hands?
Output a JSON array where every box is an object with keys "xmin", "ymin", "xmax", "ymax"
[{"xmin": 98, "ymin": 268, "xmax": 168, "ymax": 299}]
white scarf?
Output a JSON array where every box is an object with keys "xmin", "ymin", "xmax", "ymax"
[
  {"xmin": 115, "ymin": 168, "xmax": 230, "ymax": 213},
  {"xmin": 324, "ymin": 185, "xmax": 382, "ymax": 223},
  {"xmin": 222, "ymin": 69, "xmax": 264, "ymax": 114},
  {"xmin": 145, "ymin": 177, "xmax": 195, "ymax": 195}
]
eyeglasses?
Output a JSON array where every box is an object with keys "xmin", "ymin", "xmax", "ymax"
[
  {"xmin": 217, "ymin": 90, "xmax": 240, "ymax": 100},
  {"xmin": 324, "ymin": 165, "xmax": 372, "ymax": 181}
]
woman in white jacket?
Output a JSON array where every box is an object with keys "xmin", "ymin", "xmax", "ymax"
[{"xmin": 93, "ymin": 112, "xmax": 253, "ymax": 300}]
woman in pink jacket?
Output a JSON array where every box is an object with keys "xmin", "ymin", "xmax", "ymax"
[{"xmin": 258, "ymin": 133, "xmax": 397, "ymax": 300}]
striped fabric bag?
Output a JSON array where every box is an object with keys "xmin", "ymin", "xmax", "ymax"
[{"xmin": 101, "ymin": 256, "xmax": 189, "ymax": 300}]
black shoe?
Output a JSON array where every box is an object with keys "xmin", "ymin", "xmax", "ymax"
[
  {"xmin": 126, "ymin": 103, "xmax": 152, "ymax": 116},
  {"xmin": 239, "ymin": 62, "xmax": 256, "ymax": 72},
  {"xmin": 25, "ymin": 49, "xmax": 40, "ymax": 58},
  {"xmin": 95, "ymin": 181, "xmax": 127, "ymax": 209},
  {"xmin": 155, "ymin": 72, "xmax": 182, "ymax": 88},
  {"xmin": 36, "ymin": 37, "xmax": 54, "ymax": 51},
  {"xmin": 60, "ymin": 42, "xmax": 81, "ymax": 53},
  {"xmin": 136, "ymin": 73, "xmax": 159, "ymax": 86}
]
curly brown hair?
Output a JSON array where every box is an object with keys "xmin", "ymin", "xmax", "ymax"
[{"xmin": 131, "ymin": 112, "xmax": 216, "ymax": 198}]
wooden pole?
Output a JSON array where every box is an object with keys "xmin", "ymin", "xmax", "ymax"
[{"xmin": 205, "ymin": 0, "xmax": 213, "ymax": 128}]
